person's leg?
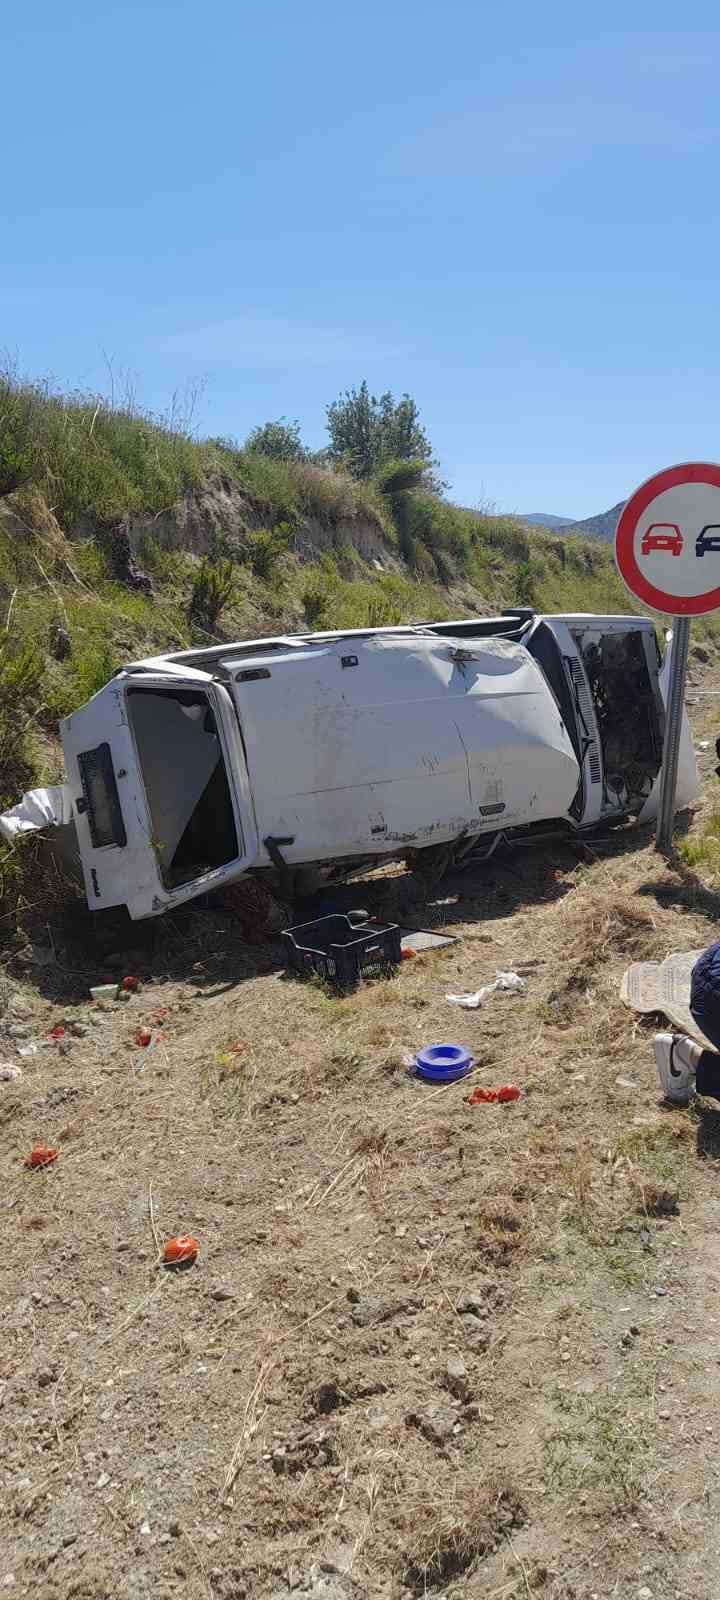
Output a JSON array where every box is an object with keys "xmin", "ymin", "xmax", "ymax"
[
  {"xmin": 654, "ymin": 944, "xmax": 720, "ymax": 1103},
  {"xmin": 695, "ymin": 1048, "xmax": 720, "ymax": 1098}
]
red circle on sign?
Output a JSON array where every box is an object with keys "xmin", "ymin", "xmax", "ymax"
[{"xmin": 615, "ymin": 461, "xmax": 720, "ymax": 615}]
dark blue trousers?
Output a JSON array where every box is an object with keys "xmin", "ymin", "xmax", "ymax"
[{"xmin": 690, "ymin": 942, "xmax": 720, "ymax": 1098}]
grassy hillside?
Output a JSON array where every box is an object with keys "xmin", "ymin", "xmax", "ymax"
[{"xmin": 0, "ymin": 372, "xmax": 701, "ymax": 945}]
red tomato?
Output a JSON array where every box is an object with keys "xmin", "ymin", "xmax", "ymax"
[
  {"xmin": 25, "ymin": 1144, "xmax": 58, "ymax": 1168},
  {"xmin": 466, "ymin": 1084, "xmax": 521, "ymax": 1106},
  {"xmin": 163, "ymin": 1235, "xmax": 198, "ymax": 1265},
  {"xmin": 134, "ymin": 1027, "xmax": 152, "ymax": 1047}
]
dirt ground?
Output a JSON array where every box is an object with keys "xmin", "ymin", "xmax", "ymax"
[{"xmin": 4, "ymin": 677, "xmax": 720, "ymax": 1600}]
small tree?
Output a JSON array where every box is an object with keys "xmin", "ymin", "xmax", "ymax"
[
  {"xmin": 325, "ymin": 382, "xmax": 439, "ymax": 484},
  {"xmin": 244, "ymin": 418, "xmax": 305, "ymax": 461}
]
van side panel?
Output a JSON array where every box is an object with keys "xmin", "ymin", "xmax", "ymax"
[{"xmin": 229, "ymin": 635, "xmax": 580, "ymax": 864}]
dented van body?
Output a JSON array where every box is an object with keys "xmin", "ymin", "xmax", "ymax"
[{"xmin": 54, "ymin": 610, "xmax": 696, "ymax": 920}]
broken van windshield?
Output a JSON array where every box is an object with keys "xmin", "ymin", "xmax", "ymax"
[{"xmin": 127, "ymin": 688, "xmax": 238, "ymax": 888}]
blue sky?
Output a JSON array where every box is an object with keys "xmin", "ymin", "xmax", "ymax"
[{"xmin": 3, "ymin": 0, "xmax": 720, "ymax": 517}]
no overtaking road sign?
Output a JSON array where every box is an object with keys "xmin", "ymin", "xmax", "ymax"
[
  {"xmin": 615, "ymin": 461, "xmax": 720, "ymax": 617},
  {"xmin": 614, "ymin": 461, "xmax": 720, "ymax": 852}
]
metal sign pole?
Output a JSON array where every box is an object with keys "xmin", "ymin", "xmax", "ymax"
[{"xmin": 656, "ymin": 615, "xmax": 691, "ymax": 854}]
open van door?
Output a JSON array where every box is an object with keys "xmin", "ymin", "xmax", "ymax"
[{"xmin": 60, "ymin": 670, "xmax": 258, "ymax": 919}]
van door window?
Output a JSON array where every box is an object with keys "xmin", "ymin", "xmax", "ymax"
[{"xmin": 127, "ymin": 688, "xmax": 238, "ymax": 889}]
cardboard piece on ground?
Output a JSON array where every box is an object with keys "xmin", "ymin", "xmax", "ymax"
[
  {"xmin": 400, "ymin": 930, "xmax": 457, "ymax": 953},
  {"xmin": 620, "ymin": 950, "xmax": 714, "ymax": 1049}
]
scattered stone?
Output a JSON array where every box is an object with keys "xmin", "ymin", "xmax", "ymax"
[
  {"xmin": 443, "ymin": 1353, "xmax": 471, "ymax": 1401},
  {"xmin": 346, "ymin": 1287, "xmax": 361, "ymax": 1304},
  {"xmin": 69, "ymin": 1022, "xmax": 87, "ymax": 1038},
  {"xmin": 460, "ymin": 1313, "xmax": 490, "ymax": 1351},
  {"xmin": 456, "ymin": 1291, "xmax": 488, "ymax": 1316},
  {"xmin": 0, "ymin": 1063, "xmax": 22, "ymax": 1082},
  {"xmin": 638, "ymin": 1184, "xmax": 679, "ymax": 1217},
  {"xmin": 461, "ymin": 1402, "xmax": 488, "ymax": 1423},
  {"xmin": 37, "ymin": 1365, "xmax": 56, "ymax": 1389},
  {"xmin": 168, "ymin": 1521, "xmax": 181, "ymax": 1538},
  {"xmin": 406, "ymin": 1401, "xmax": 457, "ymax": 1447},
  {"xmin": 271, "ymin": 1429, "xmax": 336, "ymax": 1476},
  {"xmin": 637, "ymin": 1588, "xmax": 653, "ymax": 1600},
  {"xmin": 350, "ymin": 1296, "xmax": 413, "ymax": 1327},
  {"xmin": 139, "ymin": 1520, "xmax": 151, "ymax": 1536},
  {"xmin": 314, "ymin": 1380, "xmax": 344, "ymax": 1415},
  {"xmin": 96, "ymin": 1473, "xmax": 110, "ymax": 1489},
  {"xmin": 7, "ymin": 1025, "xmax": 29, "ymax": 1041},
  {"xmin": 45, "ymin": 1085, "xmax": 79, "ymax": 1109},
  {"xmin": 211, "ymin": 1284, "xmax": 235, "ymax": 1302}
]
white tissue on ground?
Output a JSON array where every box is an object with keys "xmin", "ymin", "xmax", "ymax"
[{"xmin": 446, "ymin": 972, "xmax": 526, "ymax": 1008}]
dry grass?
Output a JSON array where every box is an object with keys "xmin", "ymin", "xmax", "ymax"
[
  {"xmin": 401, "ymin": 1475, "xmax": 526, "ymax": 1593},
  {"xmin": 475, "ymin": 1194, "xmax": 527, "ymax": 1265}
]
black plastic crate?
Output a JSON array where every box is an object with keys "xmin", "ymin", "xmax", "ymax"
[{"xmin": 281, "ymin": 914, "xmax": 402, "ymax": 986}]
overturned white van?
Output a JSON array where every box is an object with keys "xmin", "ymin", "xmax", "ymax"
[{"xmin": 7, "ymin": 610, "xmax": 696, "ymax": 920}]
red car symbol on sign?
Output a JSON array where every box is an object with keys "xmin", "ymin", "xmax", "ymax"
[{"xmin": 640, "ymin": 522, "xmax": 683, "ymax": 556}]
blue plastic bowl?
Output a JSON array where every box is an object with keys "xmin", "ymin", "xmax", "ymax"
[{"xmin": 414, "ymin": 1043, "xmax": 473, "ymax": 1083}]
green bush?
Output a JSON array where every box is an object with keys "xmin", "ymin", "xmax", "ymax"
[
  {"xmin": 302, "ymin": 582, "xmax": 328, "ymax": 626},
  {"xmin": 188, "ymin": 558, "xmax": 238, "ymax": 629},
  {"xmin": 514, "ymin": 559, "xmax": 536, "ymax": 605},
  {"xmin": 248, "ymin": 528, "xmax": 288, "ymax": 581}
]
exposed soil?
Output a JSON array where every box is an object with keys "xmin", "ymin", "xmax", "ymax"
[{"xmin": 4, "ymin": 685, "xmax": 720, "ymax": 1600}]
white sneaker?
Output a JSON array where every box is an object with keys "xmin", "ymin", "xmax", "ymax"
[{"xmin": 654, "ymin": 1033, "xmax": 698, "ymax": 1104}]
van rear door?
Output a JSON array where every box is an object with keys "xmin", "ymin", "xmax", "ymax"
[{"xmin": 60, "ymin": 670, "xmax": 257, "ymax": 919}]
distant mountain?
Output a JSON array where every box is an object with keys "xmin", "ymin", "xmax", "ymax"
[
  {"xmin": 559, "ymin": 501, "xmax": 625, "ymax": 542},
  {"xmin": 520, "ymin": 511, "xmax": 575, "ymax": 528}
]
